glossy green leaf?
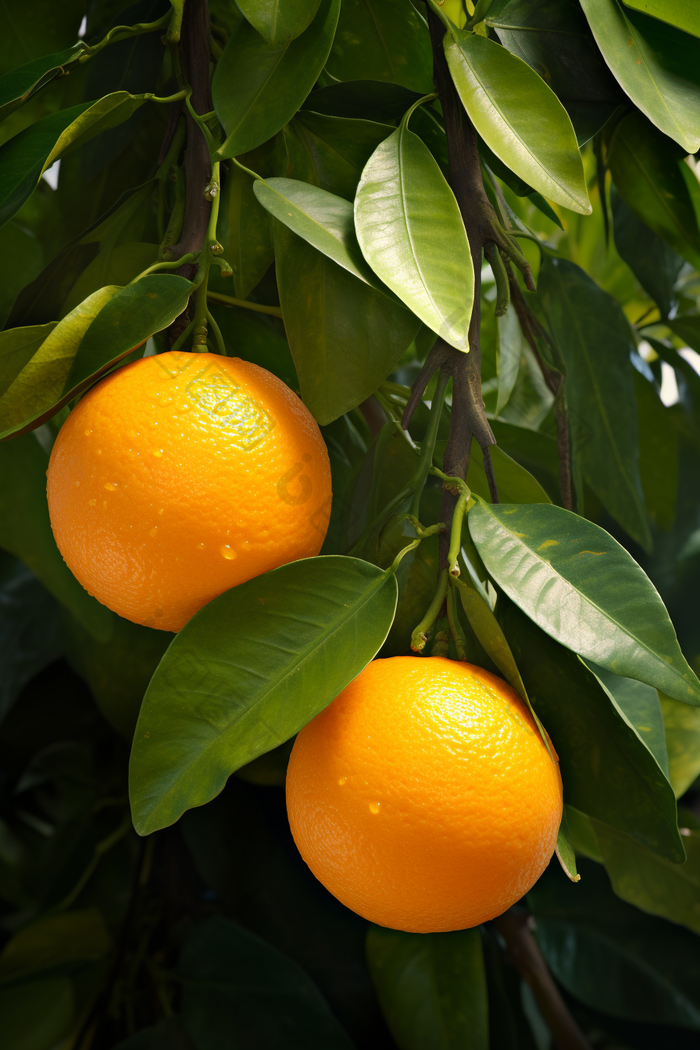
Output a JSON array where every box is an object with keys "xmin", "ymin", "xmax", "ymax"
[
  {"xmin": 129, "ymin": 556, "xmax": 398, "ymax": 835},
  {"xmin": 659, "ymin": 694, "xmax": 700, "ymax": 797},
  {"xmin": 607, "ymin": 111, "xmax": 700, "ymax": 269},
  {"xmin": 60, "ymin": 242, "xmax": 159, "ymax": 317},
  {"xmin": 612, "ymin": 188, "xmax": 684, "ymax": 319},
  {"xmin": 303, "ymin": 80, "xmax": 422, "ymax": 123},
  {"xmin": 499, "ymin": 598, "xmax": 683, "ymax": 860},
  {"xmin": 444, "ymin": 31, "xmax": 590, "ymax": 214},
  {"xmin": 529, "ymin": 859, "xmax": 700, "ymax": 1029},
  {"xmin": 0, "ymin": 44, "xmax": 84, "ymax": 122},
  {"xmin": 622, "ymin": 0, "xmax": 700, "ymax": 37},
  {"xmin": 0, "ymin": 92, "xmax": 149, "ymax": 230},
  {"xmin": 366, "ymin": 925, "xmax": 488, "ymax": 1050},
  {"xmin": 63, "ymin": 275, "xmax": 192, "ymax": 394},
  {"xmin": 593, "ymin": 819, "xmax": 700, "ymax": 935},
  {"xmin": 470, "ymin": 501, "xmax": 700, "ymax": 706},
  {"xmin": 274, "ymin": 222, "xmax": 420, "ymax": 424},
  {"xmin": 213, "ymin": 0, "xmax": 340, "ymax": 159},
  {"xmin": 355, "ymin": 114, "xmax": 474, "ymax": 351},
  {"xmin": 326, "ymin": 0, "xmax": 433, "ymax": 93},
  {"xmin": 460, "ymin": 441, "xmax": 552, "ymax": 506},
  {"xmin": 236, "ymin": 0, "xmax": 322, "ymax": 45},
  {"xmin": 0, "ymin": 433, "xmax": 112, "ymax": 641},
  {"xmin": 592, "ymin": 665, "xmax": 669, "ymax": 776},
  {"xmin": 485, "ymin": 0, "xmax": 623, "ymax": 147},
  {"xmin": 495, "ymin": 307, "xmax": 521, "ymax": 415},
  {"xmin": 580, "ymin": 0, "xmax": 700, "ymax": 152},
  {"xmin": 180, "ymin": 918, "xmax": 355, "ymax": 1049},
  {"xmin": 0, "ymin": 287, "xmax": 118, "ymax": 439},
  {"xmin": 538, "ymin": 255, "xmax": 651, "ymax": 549},
  {"xmin": 283, "ymin": 110, "xmax": 394, "ymax": 201},
  {"xmin": 453, "ymin": 578, "xmax": 530, "ymax": 708},
  {"xmin": 255, "ymin": 178, "xmax": 382, "ymax": 287}
]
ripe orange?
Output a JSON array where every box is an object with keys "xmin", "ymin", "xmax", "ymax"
[
  {"xmin": 286, "ymin": 656, "xmax": 562, "ymax": 933},
  {"xmin": 47, "ymin": 351, "xmax": 331, "ymax": 632}
]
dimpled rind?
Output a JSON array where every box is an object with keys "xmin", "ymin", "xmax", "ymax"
[
  {"xmin": 286, "ymin": 656, "xmax": 563, "ymax": 933},
  {"xmin": 47, "ymin": 352, "xmax": 332, "ymax": 631}
]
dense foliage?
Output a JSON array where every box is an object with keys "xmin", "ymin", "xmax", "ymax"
[{"xmin": 1, "ymin": 0, "xmax": 700, "ymax": 1047}]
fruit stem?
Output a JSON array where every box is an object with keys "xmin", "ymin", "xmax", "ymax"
[
  {"xmin": 411, "ymin": 568, "xmax": 448, "ymax": 653},
  {"xmin": 410, "ymin": 368, "xmax": 450, "ymax": 519}
]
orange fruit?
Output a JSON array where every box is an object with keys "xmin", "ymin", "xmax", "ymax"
[
  {"xmin": 47, "ymin": 351, "xmax": 332, "ymax": 632},
  {"xmin": 286, "ymin": 656, "xmax": 562, "ymax": 933}
]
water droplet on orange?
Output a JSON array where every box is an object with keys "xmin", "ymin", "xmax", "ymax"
[
  {"xmin": 149, "ymin": 526, "xmax": 158, "ymax": 537},
  {"xmin": 369, "ymin": 802, "xmax": 380, "ymax": 815},
  {"xmin": 338, "ymin": 777, "xmax": 347, "ymax": 787},
  {"xmin": 197, "ymin": 542, "xmax": 205, "ymax": 550},
  {"xmin": 84, "ymin": 429, "xmax": 92, "ymax": 437},
  {"xmin": 220, "ymin": 545, "xmax": 237, "ymax": 560},
  {"xmin": 153, "ymin": 449, "xmax": 163, "ymax": 458},
  {"xmin": 104, "ymin": 482, "xmax": 117, "ymax": 491}
]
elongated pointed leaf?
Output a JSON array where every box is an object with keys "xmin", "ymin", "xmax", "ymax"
[
  {"xmin": 326, "ymin": 0, "xmax": 433, "ymax": 93},
  {"xmin": 213, "ymin": 0, "xmax": 340, "ymax": 159},
  {"xmin": 470, "ymin": 501, "xmax": 700, "ymax": 706},
  {"xmin": 355, "ymin": 118, "xmax": 474, "ymax": 351},
  {"xmin": 538, "ymin": 255, "xmax": 651, "ymax": 549},
  {"xmin": 0, "ymin": 434, "xmax": 113, "ymax": 641},
  {"xmin": 129, "ymin": 556, "xmax": 398, "ymax": 835},
  {"xmin": 366, "ymin": 925, "xmax": 488, "ymax": 1050},
  {"xmin": 285, "ymin": 110, "xmax": 395, "ymax": 201},
  {"xmin": 236, "ymin": 0, "xmax": 322, "ymax": 45},
  {"xmin": 580, "ymin": 0, "xmax": 700, "ymax": 152},
  {"xmin": 622, "ymin": 0, "xmax": 700, "ymax": 37},
  {"xmin": 444, "ymin": 31, "xmax": 590, "ymax": 214},
  {"xmin": 556, "ymin": 810, "xmax": 580, "ymax": 882},
  {"xmin": 659, "ymin": 694, "xmax": 700, "ymax": 798},
  {"xmin": 254, "ymin": 178, "xmax": 381, "ymax": 287},
  {"xmin": 0, "ymin": 276, "xmax": 191, "ymax": 441},
  {"xmin": 611, "ymin": 187, "xmax": 684, "ymax": 320},
  {"xmin": 607, "ymin": 111, "xmax": 700, "ymax": 269},
  {"xmin": 274, "ymin": 222, "xmax": 420, "ymax": 424},
  {"xmin": 0, "ymin": 44, "xmax": 84, "ymax": 122},
  {"xmin": 500, "ymin": 598, "xmax": 683, "ymax": 861}
]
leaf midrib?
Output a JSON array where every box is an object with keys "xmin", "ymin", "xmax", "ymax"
[
  {"xmin": 142, "ymin": 568, "xmax": 393, "ymax": 820},
  {"xmin": 477, "ymin": 506, "xmax": 690, "ymax": 694}
]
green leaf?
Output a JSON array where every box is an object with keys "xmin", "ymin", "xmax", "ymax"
[
  {"xmin": 591, "ymin": 665, "xmax": 669, "ymax": 777},
  {"xmin": 60, "ymin": 242, "xmax": 159, "ymax": 318},
  {"xmin": 62, "ymin": 275, "xmax": 193, "ymax": 395},
  {"xmin": 538, "ymin": 255, "xmax": 651, "ymax": 549},
  {"xmin": 0, "ymin": 45, "xmax": 84, "ymax": 123},
  {"xmin": 580, "ymin": 0, "xmax": 700, "ymax": 152},
  {"xmin": 0, "ymin": 92, "xmax": 150, "ymax": 230},
  {"xmin": 461, "ymin": 441, "xmax": 552, "ymax": 506},
  {"xmin": 555, "ymin": 809, "xmax": 580, "ymax": 882},
  {"xmin": 274, "ymin": 222, "xmax": 420, "ymax": 424},
  {"xmin": 622, "ymin": 0, "xmax": 700, "ymax": 37},
  {"xmin": 485, "ymin": 0, "xmax": 623, "ymax": 147},
  {"xmin": 607, "ymin": 111, "xmax": 700, "ymax": 269},
  {"xmin": 366, "ymin": 925, "xmax": 489, "ymax": 1050},
  {"xmin": 529, "ymin": 859, "xmax": 700, "ymax": 1029},
  {"xmin": 659, "ymin": 693, "xmax": 700, "ymax": 797},
  {"xmin": 214, "ymin": 139, "xmax": 276, "ymax": 300},
  {"xmin": 129, "ymin": 555, "xmax": 397, "ymax": 835},
  {"xmin": 303, "ymin": 80, "xmax": 422, "ymax": 123},
  {"xmin": 633, "ymin": 369, "xmax": 679, "ymax": 533},
  {"xmin": 283, "ymin": 110, "xmax": 394, "ymax": 201},
  {"xmin": 0, "ymin": 433, "xmax": 112, "ymax": 641},
  {"xmin": 611, "ymin": 187, "xmax": 684, "ymax": 319},
  {"xmin": 354, "ymin": 113, "xmax": 474, "ymax": 351},
  {"xmin": 326, "ymin": 0, "xmax": 433, "ymax": 93},
  {"xmin": 0, "ymin": 908, "xmax": 111, "ymax": 983},
  {"xmin": 179, "ymin": 917, "xmax": 355, "ymax": 1049},
  {"xmin": 593, "ymin": 819, "xmax": 700, "ymax": 936},
  {"xmin": 213, "ymin": 0, "xmax": 341, "ymax": 159},
  {"xmin": 444, "ymin": 31, "xmax": 590, "ymax": 214},
  {"xmin": 236, "ymin": 0, "xmax": 322, "ymax": 45},
  {"xmin": 255, "ymin": 178, "xmax": 382, "ymax": 287},
  {"xmin": 469, "ymin": 501, "xmax": 700, "ymax": 706},
  {"xmin": 499, "ymin": 598, "xmax": 683, "ymax": 860},
  {"xmin": 0, "ymin": 221, "xmax": 44, "ymax": 329}
]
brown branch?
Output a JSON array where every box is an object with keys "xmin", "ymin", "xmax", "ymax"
[
  {"xmin": 509, "ymin": 276, "xmax": 573, "ymax": 510},
  {"xmin": 495, "ymin": 909, "xmax": 593, "ymax": 1050},
  {"xmin": 425, "ymin": 8, "xmax": 498, "ymax": 566},
  {"xmin": 166, "ymin": 0, "xmax": 213, "ymax": 344}
]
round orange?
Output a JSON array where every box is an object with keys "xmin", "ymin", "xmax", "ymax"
[
  {"xmin": 47, "ymin": 351, "xmax": 331, "ymax": 632},
  {"xmin": 286, "ymin": 656, "xmax": 562, "ymax": 933}
]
